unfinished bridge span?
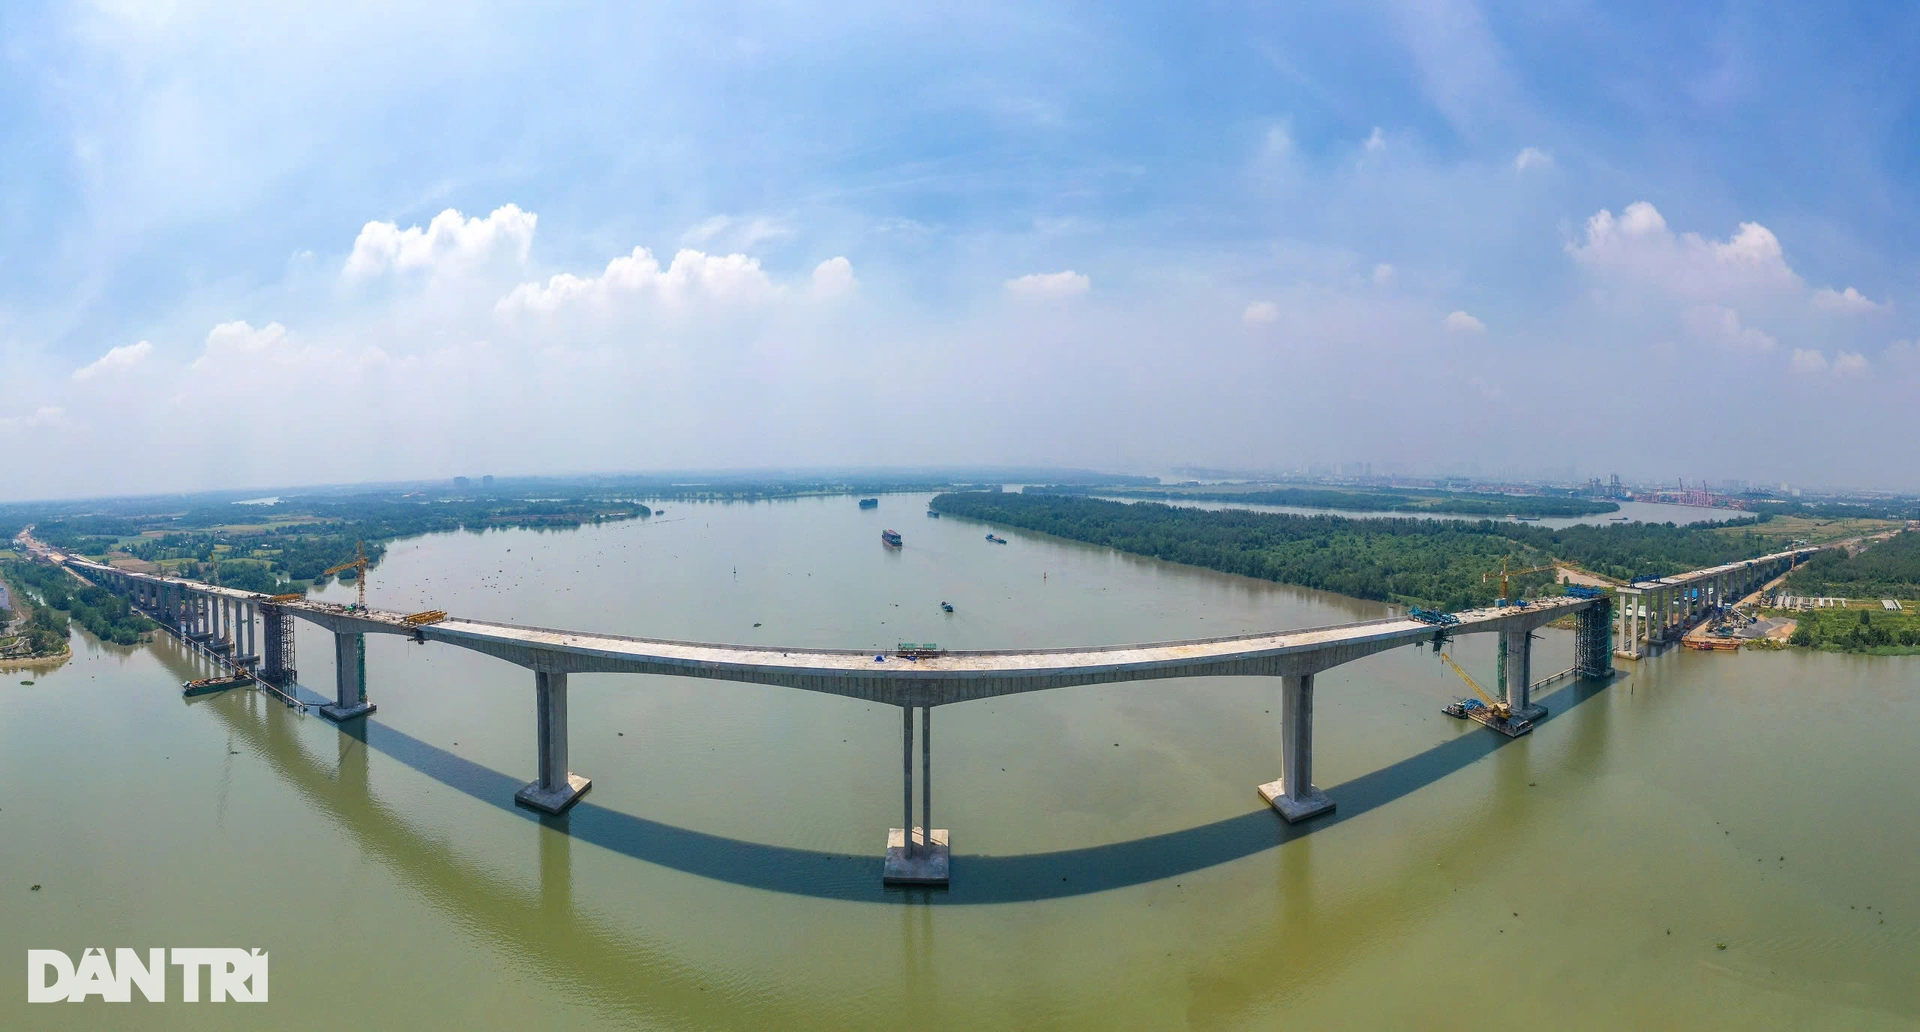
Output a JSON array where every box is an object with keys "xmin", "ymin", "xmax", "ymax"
[{"xmin": 60, "ymin": 545, "xmax": 1813, "ymax": 886}]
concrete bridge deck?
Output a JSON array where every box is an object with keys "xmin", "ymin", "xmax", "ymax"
[{"xmin": 50, "ymin": 543, "xmax": 1811, "ymax": 886}]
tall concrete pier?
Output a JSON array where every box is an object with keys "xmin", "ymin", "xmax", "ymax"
[{"xmin": 514, "ymin": 670, "xmax": 591, "ymax": 814}]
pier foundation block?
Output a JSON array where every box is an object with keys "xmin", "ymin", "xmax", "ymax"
[{"xmin": 884, "ymin": 827, "xmax": 950, "ymax": 885}]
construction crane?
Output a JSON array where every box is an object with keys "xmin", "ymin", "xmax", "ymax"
[
  {"xmin": 1437, "ymin": 649, "xmax": 1534, "ymax": 737},
  {"xmin": 323, "ymin": 541, "xmax": 371, "ymax": 610},
  {"xmin": 1437, "ymin": 650, "xmax": 1509, "ymax": 720},
  {"xmin": 1484, "ymin": 558, "xmax": 1556, "ymax": 603}
]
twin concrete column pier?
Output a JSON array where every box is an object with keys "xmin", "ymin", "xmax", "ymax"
[
  {"xmin": 319, "ymin": 631, "xmax": 376, "ymax": 722},
  {"xmin": 1259, "ymin": 673, "xmax": 1334, "ymax": 823},
  {"xmin": 1503, "ymin": 629, "xmax": 1545, "ymax": 721},
  {"xmin": 885, "ymin": 704, "xmax": 949, "ymax": 884},
  {"xmin": 514, "ymin": 670, "xmax": 592, "ymax": 814}
]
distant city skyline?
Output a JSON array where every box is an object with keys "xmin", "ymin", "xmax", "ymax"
[{"xmin": 3, "ymin": 2, "xmax": 1917, "ymax": 501}]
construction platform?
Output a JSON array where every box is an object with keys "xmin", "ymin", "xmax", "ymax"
[{"xmin": 1442, "ymin": 699, "xmax": 1534, "ymax": 737}]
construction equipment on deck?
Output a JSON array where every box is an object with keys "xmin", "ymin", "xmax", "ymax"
[
  {"xmin": 323, "ymin": 541, "xmax": 371, "ymax": 609},
  {"xmin": 1437, "ymin": 650, "xmax": 1533, "ymax": 737},
  {"xmin": 403, "ymin": 610, "xmax": 447, "ymax": 626},
  {"xmin": 1408, "ymin": 606, "xmax": 1460, "ymax": 626},
  {"xmin": 267, "ymin": 593, "xmax": 304, "ymax": 603}
]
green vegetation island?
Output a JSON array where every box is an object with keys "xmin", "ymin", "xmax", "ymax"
[
  {"xmin": 931, "ymin": 491, "xmax": 1797, "ymax": 610},
  {"xmin": 16, "ymin": 495, "xmax": 656, "ymax": 595},
  {"xmin": 1035, "ymin": 483, "xmax": 1620, "ymax": 519}
]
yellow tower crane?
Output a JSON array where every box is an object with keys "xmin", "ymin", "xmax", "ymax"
[
  {"xmin": 323, "ymin": 541, "xmax": 371, "ymax": 610},
  {"xmin": 1484, "ymin": 558, "xmax": 1557, "ymax": 603}
]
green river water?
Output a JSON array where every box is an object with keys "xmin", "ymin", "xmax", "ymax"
[{"xmin": 3, "ymin": 492, "xmax": 1917, "ymax": 1029}]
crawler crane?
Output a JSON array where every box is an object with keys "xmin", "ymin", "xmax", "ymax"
[{"xmin": 1437, "ymin": 648, "xmax": 1534, "ymax": 737}]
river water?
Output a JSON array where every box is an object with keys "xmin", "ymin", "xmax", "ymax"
[{"xmin": 3, "ymin": 493, "xmax": 1916, "ymax": 1028}]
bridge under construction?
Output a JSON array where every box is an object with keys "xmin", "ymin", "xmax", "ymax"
[{"xmin": 55, "ymin": 544, "xmax": 1814, "ymax": 886}]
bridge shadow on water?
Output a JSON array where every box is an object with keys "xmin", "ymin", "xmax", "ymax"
[{"xmin": 342, "ymin": 676, "xmax": 1617, "ymax": 906}]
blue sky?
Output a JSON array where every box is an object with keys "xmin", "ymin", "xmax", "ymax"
[{"xmin": 2, "ymin": 1, "xmax": 1916, "ymax": 500}]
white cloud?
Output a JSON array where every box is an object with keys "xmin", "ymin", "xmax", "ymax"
[
  {"xmin": 681, "ymin": 214, "xmax": 793, "ymax": 251},
  {"xmin": 1243, "ymin": 301, "xmax": 1279, "ymax": 325},
  {"xmin": 1513, "ymin": 146, "xmax": 1552, "ymax": 171},
  {"xmin": 1372, "ymin": 263, "xmax": 1395, "ymax": 285},
  {"xmin": 344, "ymin": 204, "xmax": 536, "ymax": 279},
  {"xmin": 1568, "ymin": 201, "xmax": 1799, "ymax": 298},
  {"xmin": 0, "ymin": 406, "xmax": 65, "ymax": 430},
  {"xmin": 1363, "ymin": 127, "xmax": 1386, "ymax": 152},
  {"xmin": 1682, "ymin": 304, "xmax": 1776, "ymax": 353},
  {"xmin": 1888, "ymin": 340, "xmax": 1920, "ymax": 370},
  {"xmin": 811, "ymin": 256, "xmax": 857, "ymax": 298},
  {"xmin": 192, "ymin": 321, "xmax": 288, "ymax": 369},
  {"xmin": 1005, "ymin": 270, "xmax": 1090, "ymax": 300},
  {"xmin": 72, "ymin": 339, "xmax": 153, "ymax": 381},
  {"xmin": 1444, "ymin": 310, "xmax": 1485, "ymax": 333},
  {"xmin": 1790, "ymin": 348, "xmax": 1828, "ymax": 374},
  {"xmin": 1261, "ymin": 125, "xmax": 1292, "ymax": 161},
  {"xmin": 1811, "ymin": 286, "xmax": 1886, "ymax": 313},
  {"xmin": 497, "ymin": 247, "xmax": 780, "ymax": 315},
  {"xmin": 1833, "ymin": 351, "xmax": 1868, "ymax": 375}
]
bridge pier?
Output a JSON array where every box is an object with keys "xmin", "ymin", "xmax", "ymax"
[
  {"xmin": 319, "ymin": 631, "xmax": 376, "ymax": 722},
  {"xmin": 1258, "ymin": 673, "xmax": 1334, "ymax": 823},
  {"xmin": 885, "ymin": 704, "xmax": 948, "ymax": 884},
  {"xmin": 260, "ymin": 604, "xmax": 293, "ymax": 686},
  {"xmin": 514, "ymin": 670, "xmax": 591, "ymax": 814},
  {"xmin": 1503, "ymin": 629, "xmax": 1546, "ymax": 721},
  {"xmin": 1576, "ymin": 603, "xmax": 1614, "ymax": 678}
]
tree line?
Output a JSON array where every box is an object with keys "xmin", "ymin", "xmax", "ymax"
[
  {"xmin": 930, "ymin": 492, "xmax": 1777, "ymax": 610},
  {"xmin": 1785, "ymin": 531, "xmax": 1920, "ymax": 599},
  {"xmin": 3, "ymin": 560, "xmax": 154, "ymax": 646}
]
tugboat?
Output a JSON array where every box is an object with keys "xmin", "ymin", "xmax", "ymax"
[
  {"xmin": 881, "ymin": 529, "xmax": 903, "ymax": 547},
  {"xmin": 859, "ymin": 498, "xmax": 879, "ymax": 509}
]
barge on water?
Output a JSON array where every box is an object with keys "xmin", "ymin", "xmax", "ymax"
[
  {"xmin": 881, "ymin": 529, "xmax": 903, "ymax": 547},
  {"xmin": 1441, "ymin": 697, "xmax": 1534, "ymax": 737},
  {"xmin": 183, "ymin": 672, "xmax": 254, "ymax": 698},
  {"xmin": 859, "ymin": 498, "xmax": 879, "ymax": 509}
]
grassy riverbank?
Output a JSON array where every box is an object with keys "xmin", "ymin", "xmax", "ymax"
[
  {"xmin": 0, "ymin": 563, "xmax": 75, "ymax": 660},
  {"xmin": 3, "ymin": 559, "xmax": 154, "ymax": 645},
  {"xmin": 931, "ymin": 491, "xmax": 1779, "ymax": 610},
  {"xmin": 1782, "ymin": 605, "xmax": 1920, "ymax": 654}
]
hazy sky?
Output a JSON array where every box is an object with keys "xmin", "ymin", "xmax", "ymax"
[{"xmin": 3, "ymin": 1, "xmax": 1917, "ymax": 501}]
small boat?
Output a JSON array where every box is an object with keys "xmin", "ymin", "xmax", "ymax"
[
  {"xmin": 926, "ymin": 510, "xmax": 941, "ymax": 518},
  {"xmin": 881, "ymin": 529, "xmax": 903, "ymax": 547},
  {"xmin": 859, "ymin": 498, "xmax": 879, "ymax": 509},
  {"xmin": 941, "ymin": 601, "xmax": 954, "ymax": 613},
  {"xmin": 986, "ymin": 534, "xmax": 1007, "ymax": 544}
]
